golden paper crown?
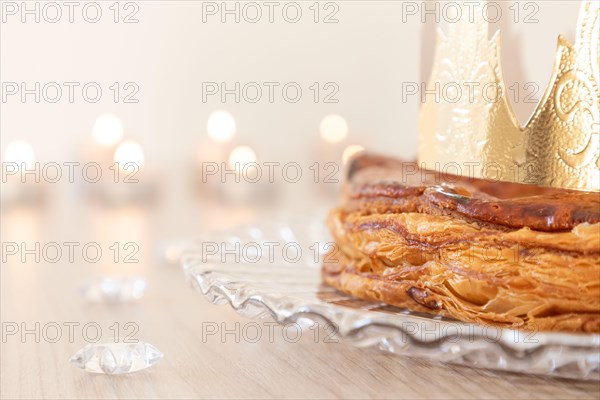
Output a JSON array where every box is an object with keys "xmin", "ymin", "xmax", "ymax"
[{"xmin": 418, "ymin": 0, "xmax": 599, "ymax": 191}]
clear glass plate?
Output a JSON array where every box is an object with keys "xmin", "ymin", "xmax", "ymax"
[{"xmin": 181, "ymin": 220, "xmax": 600, "ymax": 380}]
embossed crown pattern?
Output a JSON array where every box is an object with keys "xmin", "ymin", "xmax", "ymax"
[{"xmin": 418, "ymin": 0, "xmax": 599, "ymax": 191}]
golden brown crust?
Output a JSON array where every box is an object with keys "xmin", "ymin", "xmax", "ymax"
[
  {"xmin": 345, "ymin": 154, "xmax": 600, "ymax": 232},
  {"xmin": 324, "ymin": 153, "xmax": 600, "ymax": 332}
]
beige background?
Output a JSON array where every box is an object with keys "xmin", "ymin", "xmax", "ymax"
[
  {"xmin": 1, "ymin": 1, "xmax": 596, "ymax": 399},
  {"xmin": 1, "ymin": 1, "xmax": 581, "ymax": 167}
]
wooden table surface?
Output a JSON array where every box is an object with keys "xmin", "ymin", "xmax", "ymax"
[{"xmin": 1, "ymin": 190, "xmax": 599, "ymax": 400}]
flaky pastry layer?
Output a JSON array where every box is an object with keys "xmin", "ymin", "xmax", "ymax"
[{"xmin": 323, "ymin": 154, "xmax": 600, "ymax": 332}]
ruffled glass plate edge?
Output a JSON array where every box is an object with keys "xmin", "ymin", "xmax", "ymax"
[{"xmin": 180, "ymin": 222, "xmax": 600, "ymax": 381}]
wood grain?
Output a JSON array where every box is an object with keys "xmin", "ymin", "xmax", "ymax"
[{"xmin": 1, "ymin": 198, "xmax": 599, "ymax": 399}]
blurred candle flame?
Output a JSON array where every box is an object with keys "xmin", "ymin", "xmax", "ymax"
[
  {"xmin": 342, "ymin": 144, "xmax": 365, "ymax": 165},
  {"xmin": 342, "ymin": 145, "xmax": 365, "ymax": 165},
  {"xmin": 228, "ymin": 145, "xmax": 257, "ymax": 173},
  {"xmin": 93, "ymin": 114, "xmax": 124, "ymax": 146},
  {"xmin": 114, "ymin": 141, "xmax": 145, "ymax": 172},
  {"xmin": 4, "ymin": 140, "xmax": 36, "ymax": 170},
  {"xmin": 320, "ymin": 114, "xmax": 348, "ymax": 144},
  {"xmin": 207, "ymin": 110, "xmax": 236, "ymax": 143}
]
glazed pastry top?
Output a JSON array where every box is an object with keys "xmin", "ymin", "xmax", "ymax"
[{"xmin": 345, "ymin": 154, "xmax": 600, "ymax": 232}]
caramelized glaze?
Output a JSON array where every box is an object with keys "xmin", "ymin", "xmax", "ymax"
[{"xmin": 324, "ymin": 153, "xmax": 600, "ymax": 332}]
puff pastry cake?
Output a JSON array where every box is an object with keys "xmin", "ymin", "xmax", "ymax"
[{"xmin": 323, "ymin": 154, "xmax": 600, "ymax": 332}]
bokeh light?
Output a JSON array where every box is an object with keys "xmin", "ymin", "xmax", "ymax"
[
  {"xmin": 92, "ymin": 114, "xmax": 124, "ymax": 146},
  {"xmin": 342, "ymin": 144, "xmax": 365, "ymax": 165},
  {"xmin": 228, "ymin": 145, "xmax": 257, "ymax": 172},
  {"xmin": 4, "ymin": 140, "xmax": 36, "ymax": 169},
  {"xmin": 207, "ymin": 110, "xmax": 236, "ymax": 143},
  {"xmin": 320, "ymin": 114, "xmax": 348, "ymax": 143},
  {"xmin": 114, "ymin": 141, "xmax": 145, "ymax": 171}
]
